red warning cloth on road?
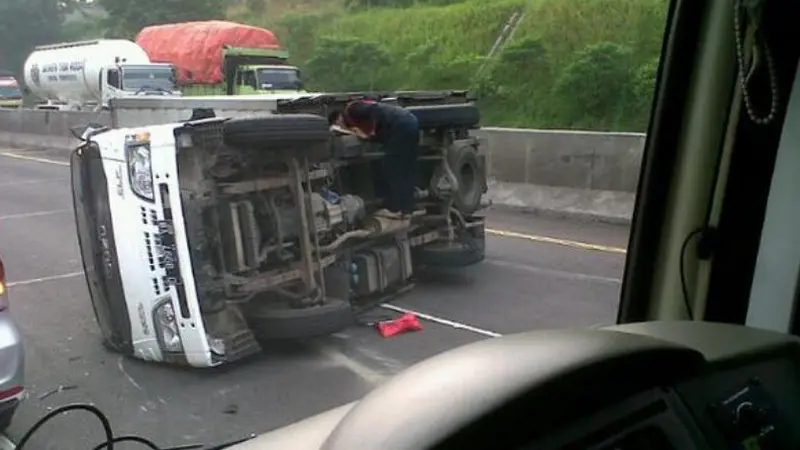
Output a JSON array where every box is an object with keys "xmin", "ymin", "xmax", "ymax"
[{"xmin": 376, "ymin": 312, "xmax": 422, "ymax": 338}]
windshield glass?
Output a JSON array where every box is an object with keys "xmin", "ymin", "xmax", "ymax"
[
  {"xmin": 255, "ymin": 67, "xmax": 301, "ymax": 90},
  {"xmin": 0, "ymin": 0, "xmax": 708, "ymax": 447},
  {"xmin": 0, "ymin": 85, "xmax": 21, "ymax": 98},
  {"xmin": 121, "ymin": 66, "xmax": 177, "ymax": 92}
]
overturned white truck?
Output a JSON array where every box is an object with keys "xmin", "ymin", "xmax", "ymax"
[{"xmin": 70, "ymin": 92, "xmax": 487, "ymax": 367}]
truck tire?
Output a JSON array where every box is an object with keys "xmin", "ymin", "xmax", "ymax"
[
  {"xmin": 407, "ymin": 104, "xmax": 480, "ymax": 129},
  {"xmin": 242, "ymin": 298, "xmax": 355, "ymax": 341},
  {"xmin": 448, "ymin": 142, "xmax": 484, "ymax": 214},
  {"xmin": 223, "ymin": 114, "xmax": 331, "ymax": 149},
  {"xmin": 413, "ymin": 226, "xmax": 485, "ymax": 268}
]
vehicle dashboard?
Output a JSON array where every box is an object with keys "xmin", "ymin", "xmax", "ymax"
[{"xmin": 231, "ymin": 321, "xmax": 799, "ymax": 450}]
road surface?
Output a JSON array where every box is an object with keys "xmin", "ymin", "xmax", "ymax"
[{"xmin": 0, "ymin": 147, "xmax": 629, "ymax": 448}]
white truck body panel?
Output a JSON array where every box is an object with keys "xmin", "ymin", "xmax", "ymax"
[
  {"xmin": 109, "ymin": 93, "xmax": 318, "ymax": 127},
  {"xmin": 23, "ymin": 40, "xmax": 179, "ymax": 110},
  {"xmin": 91, "ymin": 124, "xmax": 215, "ymax": 367}
]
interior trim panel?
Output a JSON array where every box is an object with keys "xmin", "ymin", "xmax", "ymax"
[{"xmin": 232, "ymin": 321, "xmax": 800, "ymax": 450}]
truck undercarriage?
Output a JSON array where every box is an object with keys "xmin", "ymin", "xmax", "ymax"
[
  {"xmin": 73, "ymin": 91, "xmax": 487, "ymax": 366},
  {"xmin": 172, "ymin": 93, "xmax": 487, "ymax": 359}
]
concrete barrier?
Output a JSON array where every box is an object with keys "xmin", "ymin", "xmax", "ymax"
[
  {"xmin": 0, "ymin": 108, "xmax": 110, "ymax": 151},
  {"xmin": 0, "ymin": 108, "xmax": 643, "ymax": 223},
  {"xmin": 473, "ymin": 128, "xmax": 643, "ymax": 223}
]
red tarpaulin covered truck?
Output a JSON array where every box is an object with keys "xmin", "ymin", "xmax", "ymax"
[{"xmin": 135, "ymin": 20, "xmax": 305, "ymax": 96}]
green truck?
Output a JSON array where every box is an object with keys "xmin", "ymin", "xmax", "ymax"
[{"xmin": 135, "ymin": 21, "xmax": 305, "ymax": 96}]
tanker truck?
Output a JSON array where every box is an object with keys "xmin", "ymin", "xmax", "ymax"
[
  {"xmin": 23, "ymin": 39, "xmax": 182, "ymax": 111},
  {"xmin": 136, "ymin": 21, "xmax": 305, "ymax": 96}
]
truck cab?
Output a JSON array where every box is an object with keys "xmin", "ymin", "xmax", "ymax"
[
  {"xmin": 223, "ymin": 47, "xmax": 304, "ymax": 95},
  {"xmin": 233, "ymin": 64, "xmax": 303, "ymax": 95},
  {"xmin": 100, "ymin": 63, "xmax": 181, "ymax": 103},
  {"xmin": 0, "ymin": 74, "xmax": 22, "ymax": 109}
]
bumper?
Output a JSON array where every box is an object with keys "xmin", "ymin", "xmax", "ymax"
[{"xmin": 0, "ymin": 311, "xmax": 24, "ymax": 430}]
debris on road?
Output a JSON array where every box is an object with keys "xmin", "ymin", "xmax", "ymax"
[
  {"xmin": 222, "ymin": 404, "xmax": 238, "ymax": 415},
  {"xmin": 37, "ymin": 384, "xmax": 78, "ymax": 400}
]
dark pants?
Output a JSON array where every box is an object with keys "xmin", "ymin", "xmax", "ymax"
[{"xmin": 381, "ymin": 114, "xmax": 419, "ymax": 214}]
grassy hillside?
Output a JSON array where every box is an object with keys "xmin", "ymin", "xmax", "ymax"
[{"xmin": 231, "ymin": 0, "xmax": 669, "ymax": 131}]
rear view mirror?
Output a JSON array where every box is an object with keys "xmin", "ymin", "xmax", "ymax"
[{"xmin": 70, "ymin": 123, "xmax": 108, "ymax": 141}]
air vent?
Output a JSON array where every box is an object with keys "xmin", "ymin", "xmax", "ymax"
[
  {"xmin": 144, "ymin": 232, "xmax": 155, "ymax": 271},
  {"xmin": 141, "ymin": 208, "xmax": 159, "ymax": 226}
]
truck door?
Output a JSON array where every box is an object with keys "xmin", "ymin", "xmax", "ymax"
[
  {"xmin": 233, "ymin": 67, "xmax": 257, "ymax": 94},
  {"xmin": 107, "ymin": 69, "xmax": 120, "ymax": 88}
]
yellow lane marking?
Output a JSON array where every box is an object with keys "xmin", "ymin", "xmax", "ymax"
[
  {"xmin": 0, "ymin": 151, "xmax": 628, "ymax": 255},
  {"xmin": 487, "ymin": 228, "xmax": 627, "ymax": 254},
  {"xmin": 0, "ymin": 151, "xmax": 69, "ymax": 166}
]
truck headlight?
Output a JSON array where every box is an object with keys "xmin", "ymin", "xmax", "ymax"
[
  {"xmin": 126, "ymin": 144, "xmax": 154, "ymax": 200},
  {"xmin": 153, "ymin": 299, "xmax": 183, "ymax": 353}
]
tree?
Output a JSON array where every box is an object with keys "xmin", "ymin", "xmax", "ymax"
[
  {"xmin": 96, "ymin": 0, "xmax": 228, "ymax": 38},
  {"xmin": 0, "ymin": 0, "xmax": 66, "ymax": 74},
  {"xmin": 305, "ymin": 37, "xmax": 391, "ymax": 91},
  {"xmin": 553, "ymin": 42, "xmax": 634, "ymax": 127}
]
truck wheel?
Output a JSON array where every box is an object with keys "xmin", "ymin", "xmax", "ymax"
[
  {"xmin": 413, "ymin": 227, "xmax": 485, "ymax": 268},
  {"xmin": 407, "ymin": 104, "xmax": 480, "ymax": 129},
  {"xmin": 223, "ymin": 114, "xmax": 331, "ymax": 149},
  {"xmin": 242, "ymin": 298, "xmax": 355, "ymax": 341},
  {"xmin": 448, "ymin": 142, "xmax": 484, "ymax": 214}
]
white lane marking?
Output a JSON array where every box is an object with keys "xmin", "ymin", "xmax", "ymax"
[
  {"xmin": 487, "ymin": 228, "xmax": 627, "ymax": 254},
  {"xmin": 117, "ymin": 356, "xmax": 144, "ymax": 391},
  {"xmin": 0, "ymin": 178, "xmax": 68, "ymax": 187},
  {"xmin": 485, "ymin": 258, "xmax": 621, "ymax": 284},
  {"xmin": 379, "ymin": 303, "xmax": 502, "ymax": 338},
  {"xmin": 0, "ymin": 209, "xmax": 72, "ymax": 221},
  {"xmin": 0, "ymin": 152, "xmax": 69, "ymax": 166},
  {"xmin": 6, "ymin": 271, "xmax": 84, "ymax": 287},
  {"xmin": 313, "ymin": 342, "xmax": 388, "ymax": 385}
]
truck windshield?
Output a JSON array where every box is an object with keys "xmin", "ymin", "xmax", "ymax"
[
  {"xmin": 0, "ymin": 85, "xmax": 21, "ymax": 99},
  {"xmin": 121, "ymin": 67, "xmax": 177, "ymax": 92},
  {"xmin": 255, "ymin": 68, "xmax": 302, "ymax": 90}
]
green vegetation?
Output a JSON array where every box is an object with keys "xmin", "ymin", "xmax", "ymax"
[
  {"xmin": 5, "ymin": 0, "xmax": 667, "ymax": 132},
  {"xmin": 0, "ymin": 0, "xmax": 71, "ymax": 76},
  {"xmin": 232, "ymin": 0, "xmax": 668, "ymax": 131},
  {"xmin": 96, "ymin": 0, "xmax": 226, "ymax": 38}
]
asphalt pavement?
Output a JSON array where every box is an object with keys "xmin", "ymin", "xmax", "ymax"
[{"xmin": 0, "ymin": 147, "xmax": 630, "ymax": 448}]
